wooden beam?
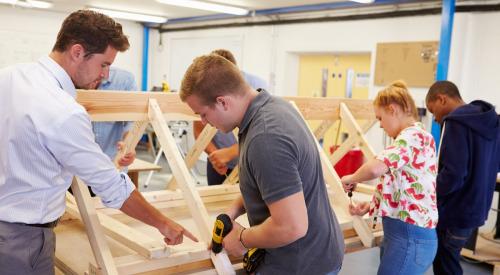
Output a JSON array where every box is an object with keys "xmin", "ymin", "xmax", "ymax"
[
  {"xmin": 76, "ymin": 91, "xmax": 374, "ymax": 122},
  {"xmin": 313, "ymin": 120, "xmax": 336, "ymax": 139},
  {"xmin": 148, "ymin": 98, "xmax": 235, "ymax": 275},
  {"xmin": 167, "ymin": 124, "xmax": 218, "ymax": 190},
  {"xmin": 289, "ymin": 101, "xmax": 375, "ymax": 248},
  {"xmin": 113, "ymin": 121, "xmax": 148, "ymax": 170},
  {"xmin": 112, "ymin": 245, "xmax": 211, "ymax": 274},
  {"xmin": 66, "ymin": 202, "xmax": 169, "ymax": 259},
  {"xmin": 93, "ymin": 185, "xmax": 241, "ymax": 210},
  {"xmin": 340, "ymin": 103, "xmax": 376, "ymax": 160},
  {"xmin": 71, "ymin": 177, "xmax": 118, "ymax": 275},
  {"xmin": 222, "ymin": 165, "xmax": 239, "ymax": 185}
]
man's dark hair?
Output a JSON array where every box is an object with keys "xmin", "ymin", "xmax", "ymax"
[
  {"xmin": 426, "ymin": 80, "xmax": 462, "ymax": 102},
  {"xmin": 52, "ymin": 10, "xmax": 129, "ymax": 55},
  {"xmin": 211, "ymin": 49, "xmax": 237, "ymax": 65}
]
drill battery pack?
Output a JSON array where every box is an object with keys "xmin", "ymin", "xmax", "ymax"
[{"xmin": 243, "ymin": 248, "xmax": 265, "ymax": 274}]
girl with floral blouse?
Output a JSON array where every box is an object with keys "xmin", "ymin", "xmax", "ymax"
[{"xmin": 341, "ymin": 81, "xmax": 438, "ymax": 275}]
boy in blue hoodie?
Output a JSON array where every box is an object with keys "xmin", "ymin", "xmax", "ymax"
[{"xmin": 426, "ymin": 80, "xmax": 500, "ymax": 275}]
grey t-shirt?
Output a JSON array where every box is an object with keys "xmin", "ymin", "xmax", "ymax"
[{"xmin": 238, "ymin": 90, "xmax": 344, "ymax": 275}]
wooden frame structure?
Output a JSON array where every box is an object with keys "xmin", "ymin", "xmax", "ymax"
[{"xmin": 56, "ymin": 91, "xmax": 379, "ymax": 274}]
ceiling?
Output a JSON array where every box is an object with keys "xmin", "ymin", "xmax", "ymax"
[
  {"xmin": 2, "ymin": 0, "xmax": 490, "ymax": 25},
  {"xmin": 2, "ymin": 0, "xmax": 357, "ymax": 20}
]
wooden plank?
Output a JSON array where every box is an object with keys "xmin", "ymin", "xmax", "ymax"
[
  {"xmin": 114, "ymin": 120, "xmax": 149, "ymax": 170},
  {"xmin": 340, "ymin": 103, "xmax": 376, "ymax": 160},
  {"xmin": 222, "ymin": 165, "xmax": 239, "ymax": 185},
  {"xmin": 65, "ymin": 202, "xmax": 169, "ymax": 259},
  {"xmin": 93, "ymin": 185, "xmax": 241, "ymax": 210},
  {"xmin": 111, "ymin": 244, "xmax": 211, "ymax": 274},
  {"xmin": 148, "ymin": 98, "xmax": 235, "ymax": 275},
  {"xmin": 167, "ymin": 124, "xmax": 218, "ymax": 190},
  {"xmin": 289, "ymin": 101, "xmax": 375, "ymax": 248},
  {"xmin": 461, "ymin": 236, "xmax": 500, "ymax": 271},
  {"xmin": 71, "ymin": 177, "xmax": 118, "ymax": 275},
  {"xmin": 128, "ymin": 158, "xmax": 162, "ymax": 172},
  {"xmin": 330, "ymin": 135, "xmax": 358, "ymax": 165},
  {"xmin": 76, "ymin": 91, "xmax": 375, "ymax": 122},
  {"xmin": 55, "ymin": 256, "xmax": 79, "ymax": 275},
  {"xmin": 313, "ymin": 119, "xmax": 336, "ymax": 139}
]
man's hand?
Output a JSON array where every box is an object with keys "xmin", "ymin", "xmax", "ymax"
[
  {"xmin": 208, "ymin": 148, "xmax": 234, "ymax": 168},
  {"xmin": 341, "ymin": 175, "xmax": 357, "ymax": 193},
  {"xmin": 211, "ymin": 160, "xmax": 228, "ymax": 176},
  {"xmin": 348, "ymin": 202, "xmax": 370, "ymax": 216},
  {"xmin": 117, "ymin": 141, "xmax": 136, "ymax": 166},
  {"xmin": 159, "ymin": 218, "xmax": 199, "ymax": 245},
  {"xmin": 222, "ymin": 221, "xmax": 247, "ymax": 257}
]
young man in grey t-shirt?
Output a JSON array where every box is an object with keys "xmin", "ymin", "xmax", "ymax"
[{"xmin": 180, "ymin": 54, "xmax": 344, "ymax": 274}]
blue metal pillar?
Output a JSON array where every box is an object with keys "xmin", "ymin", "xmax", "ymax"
[
  {"xmin": 141, "ymin": 26, "xmax": 150, "ymax": 91},
  {"xmin": 431, "ymin": 0, "xmax": 455, "ymax": 149}
]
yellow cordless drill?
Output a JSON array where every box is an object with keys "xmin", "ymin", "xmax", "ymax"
[
  {"xmin": 211, "ymin": 214, "xmax": 233, "ymax": 254},
  {"xmin": 243, "ymin": 247, "xmax": 266, "ymax": 274}
]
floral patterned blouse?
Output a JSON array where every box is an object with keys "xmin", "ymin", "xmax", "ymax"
[{"xmin": 369, "ymin": 122, "xmax": 438, "ymax": 228}]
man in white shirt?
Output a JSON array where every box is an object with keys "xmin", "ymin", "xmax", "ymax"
[{"xmin": 0, "ymin": 10, "xmax": 197, "ymax": 275}]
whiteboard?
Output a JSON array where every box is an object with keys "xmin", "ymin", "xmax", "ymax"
[
  {"xmin": 168, "ymin": 35, "xmax": 243, "ymax": 90},
  {"xmin": 0, "ymin": 30, "xmax": 54, "ymax": 69}
]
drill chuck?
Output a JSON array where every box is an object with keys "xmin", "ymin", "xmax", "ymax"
[{"xmin": 211, "ymin": 213, "xmax": 233, "ymax": 254}]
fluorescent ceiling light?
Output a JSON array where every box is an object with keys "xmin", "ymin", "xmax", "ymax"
[
  {"xmin": 0, "ymin": 0, "xmax": 53, "ymax": 8},
  {"xmin": 349, "ymin": 0, "xmax": 375, "ymax": 3},
  {"xmin": 90, "ymin": 8, "xmax": 168, "ymax": 24},
  {"xmin": 156, "ymin": 0, "xmax": 249, "ymax": 16}
]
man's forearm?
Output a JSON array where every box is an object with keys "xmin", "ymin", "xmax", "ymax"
[
  {"xmin": 120, "ymin": 189, "xmax": 166, "ymax": 228},
  {"xmin": 240, "ymin": 216, "xmax": 304, "ymax": 249},
  {"xmin": 238, "ymin": 192, "xmax": 308, "ymax": 249}
]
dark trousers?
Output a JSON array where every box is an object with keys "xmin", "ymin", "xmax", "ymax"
[
  {"xmin": 0, "ymin": 221, "xmax": 55, "ymax": 275},
  {"xmin": 433, "ymin": 226, "xmax": 475, "ymax": 275},
  {"xmin": 206, "ymin": 162, "xmax": 232, "ymax": 186}
]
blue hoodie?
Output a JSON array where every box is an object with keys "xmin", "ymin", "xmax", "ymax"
[{"xmin": 437, "ymin": 100, "xmax": 500, "ymax": 229}]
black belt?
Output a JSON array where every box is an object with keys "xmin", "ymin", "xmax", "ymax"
[{"xmin": 23, "ymin": 218, "xmax": 60, "ymax": 228}]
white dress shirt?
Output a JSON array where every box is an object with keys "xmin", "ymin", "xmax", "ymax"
[{"xmin": 0, "ymin": 56, "xmax": 135, "ymax": 224}]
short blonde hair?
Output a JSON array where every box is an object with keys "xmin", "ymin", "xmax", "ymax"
[
  {"xmin": 180, "ymin": 54, "xmax": 246, "ymax": 105},
  {"xmin": 374, "ymin": 80, "xmax": 418, "ymax": 120}
]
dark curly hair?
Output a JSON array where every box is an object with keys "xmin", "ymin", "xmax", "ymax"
[{"xmin": 52, "ymin": 10, "xmax": 129, "ymax": 55}]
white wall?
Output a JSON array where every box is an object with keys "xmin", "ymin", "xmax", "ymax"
[
  {"xmin": 0, "ymin": 6, "xmax": 144, "ymax": 89},
  {"xmin": 149, "ymin": 25, "xmax": 274, "ymax": 91}
]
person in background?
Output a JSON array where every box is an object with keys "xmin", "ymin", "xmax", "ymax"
[
  {"xmin": 82, "ymin": 67, "xmax": 137, "ymax": 196},
  {"xmin": 425, "ymin": 80, "xmax": 499, "ymax": 275},
  {"xmin": 0, "ymin": 10, "xmax": 197, "ymax": 275},
  {"xmin": 193, "ymin": 49, "xmax": 268, "ymax": 185},
  {"xmin": 342, "ymin": 81, "xmax": 438, "ymax": 275},
  {"xmin": 91, "ymin": 67, "xmax": 137, "ymax": 168},
  {"xmin": 181, "ymin": 54, "xmax": 344, "ymax": 274}
]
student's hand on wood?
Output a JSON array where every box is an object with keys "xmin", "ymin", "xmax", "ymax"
[
  {"xmin": 349, "ymin": 202, "xmax": 370, "ymax": 216},
  {"xmin": 208, "ymin": 148, "xmax": 233, "ymax": 168},
  {"xmin": 211, "ymin": 160, "xmax": 228, "ymax": 175},
  {"xmin": 116, "ymin": 142, "xmax": 136, "ymax": 166},
  {"xmin": 341, "ymin": 175, "xmax": 357, "ymax": 193},
  {"xmin": 222, "ymin": 222, "xmax": 247, "ymax": 257},
  {"xmin": 159, "ymin": 218, "xmax": 199, "ymax": 245}
]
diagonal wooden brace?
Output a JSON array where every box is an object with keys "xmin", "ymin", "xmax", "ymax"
[{"xmin": 148, "ymin": 98, "xmax": 235, "ymax": 275}]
